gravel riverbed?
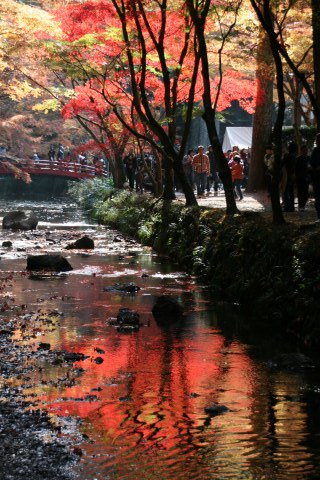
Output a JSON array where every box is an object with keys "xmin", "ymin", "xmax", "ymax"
[{"xmin": 0, "ymin": 307, "xmax": 83, "ymax": 480}]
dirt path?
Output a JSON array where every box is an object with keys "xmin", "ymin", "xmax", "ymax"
[{"xmin": 176, "ymin": 189, "xmax": 319, "ymax": 225}]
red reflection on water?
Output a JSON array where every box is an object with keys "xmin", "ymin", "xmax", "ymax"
[{"xmin": 42, "ymin": 322, "xmax": 253, "ymax": 444}]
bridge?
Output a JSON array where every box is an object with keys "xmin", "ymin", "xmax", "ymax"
[
  {"xmin": 0, "ymin": 156, "xmax": 110, "ymax": 198},
  {"xmin": 0, "ymin": 157, "xmax": 109, "ymax": 180}
]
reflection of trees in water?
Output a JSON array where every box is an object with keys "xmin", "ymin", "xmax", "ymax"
[{"xmin": 8, "ymin": 241, "xmax": 319, "ymax": 479}]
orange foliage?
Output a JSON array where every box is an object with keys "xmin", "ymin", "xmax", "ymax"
[
  {"xmin": 53, "ymin": 0, "xmax": 256, "ymax": 123},
  {"xmin": 2, "ymin": 161, "xmax": 32, "ymax": 184}
]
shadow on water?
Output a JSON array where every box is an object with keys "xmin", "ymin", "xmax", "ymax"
[{"xmin": 1, "ymin": 199, "xmax": 320, "ymax": 480}]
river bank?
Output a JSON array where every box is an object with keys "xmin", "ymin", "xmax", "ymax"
[
  {"xmin": 0, "ymin": 202, "xmax": 146, "ymax": 480},
  {"xmin": 70, "ymin": 179, "xmax": 320, "ymax": 350}
]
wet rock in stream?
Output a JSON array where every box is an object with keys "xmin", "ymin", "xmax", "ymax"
[
  {"xmin": 26, "ymin": 255, "xmax": 73, "ymax": 272},
  {"xmin": 2, "ymin": 241, "xmax": 12, "ymax": 248},
  {"xmin": 267, "ymin": 353, "xmax": 316, "ymax": 371},
  {"xmin": 65, "ymin": 236, "xmax": 94, "ymax": 250},
  {"xmin": 107, "ymin": 308, "xmax": 141, "ymax": 333},
  {"xmin": 152, "ymin": 295, "xmax": 184, "ymax": 321},
  {"xmin": 2, "ymin": 210, "xmax": 38, "ymax": 231},
  {"xmin": 103, "ymin": 282, "xmax": 141, "ymax": 293}
]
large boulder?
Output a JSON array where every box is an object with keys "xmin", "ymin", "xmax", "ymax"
[
  {"xmin": 65, "ymin": 236, "xmax": 94, "ymax": 250},
  {"xmin": 26, "ymin": 254, "xmax": 73, "ymax": 272},
  {"xmin": 116, "ymin": 308, "xmax": 140, "ymax": 326},
  {"xmin": 107, "ymin": 308, "xmax": 141, "ymax": 333},
  {"xmin": 2, "ymin": 211, "xmax": 38, "ymax": 231},
  {"xmin": 152, "ymin": 295, "xmax": 184, "ymax": 321},
  {"xmin": 103, "ymin": 282, "xmax": 140, "ymax": 293}
]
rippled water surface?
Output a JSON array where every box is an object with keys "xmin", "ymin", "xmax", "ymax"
[{"xmin": 1, "ymin": 199, "xmax": 320, "ymax": 480}]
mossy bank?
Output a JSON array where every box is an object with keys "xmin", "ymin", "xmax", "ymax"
[{"xmin": 70, "ymin": 179, "xmax": 320, "ymax": 350}]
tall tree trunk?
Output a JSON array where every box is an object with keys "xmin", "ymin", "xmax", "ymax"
[
  {"xmin": 173, "ymin": 157, "xmax": 197, "ymax": 207},
  {"xmin": 247, "ymin": 29, "xmax": 274, "ymax": 192},
  {"xmin": 262, "ymin": 3, "xmax": 285, "ymax": 224},
  {"xmin": 114, "ymin": 156, "xmax": 126, "ymax": 188},
  {"xmin": 162, "ymin": 157, "xmax": 176, "ymax": 201},
  {"xmin": 188, "ymin": 2, "xmax": 238, "ymax": 215},
  {"xmin": 312, "ymin": 0, "xmax": 320, "ymax": 131},
  {"xmin": 250, "ymin": 0, "xmax": 285, "ymax": 224},
  {"xmin": 293, "ymin": 75, "xmax": 303, "ymax": 150}
]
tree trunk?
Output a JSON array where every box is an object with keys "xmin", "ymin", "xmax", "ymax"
[
  {"xmin": 293, "ymin": 76, "xmax": 303, "ymax": 150},
  {"xmin": 151, "ymin": 148, "xmax": 163, "ymax": 197},
  {"xmin": 262, "ymin": 2, "xmax": 286, "ymax": 224},
  {"xmin": 113, "ymin": 156, "xmax": 126, "ymax": 189},
  {"xmin": 162, "ymin": 157, "xmax": 176, "ymax": 201},
  {"xmin": 187, "ymin": 3, "xmax": 238, "ymax": 214},
  {"xmin": 247, "ymin": 29, "xmax": 274, "ymax": 192},
  {"xmin": 312, "ymin": 0, "xmax": 320, "ymax": 131},
  {"xmin": 173, "ymin": 158, "xmax": 198, "ymax": 207}
]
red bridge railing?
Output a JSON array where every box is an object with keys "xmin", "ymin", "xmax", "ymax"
[{"xmin": 0, "ymin": 158, "xmax": 109, "ymax": 180}]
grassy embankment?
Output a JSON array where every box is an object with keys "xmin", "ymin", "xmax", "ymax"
[{"xmin": 70, "ymin": 178, "xmax": 320, "ymax": 349}]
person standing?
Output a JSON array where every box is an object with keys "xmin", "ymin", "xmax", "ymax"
[
  {"xmin": 282, "ymin": 142, "xmax": 298, "ymax": 212},
  {"xmin": 295, "ymin": 144, "xmax": 311, "ymax": 211},
  {"xmin": 310, "ymin": 133, "xmax": 320, "ymax": 221},
  {"xmin": 182, "ymin": 149, "xmax": 194, "ymax": 188},
  {"xmin": 57, "ymin": 144, "xmax": 65, "ymax": 161},
  {"xmin": 32, "ymin": 152, "xmax": 40, "ymax": 167},
  {"xmin": 48, "ymin": 145, "xmax": 55, "ymax": 166},
  {"xmin": 123, "ymin": 149, "xmax": 137, "ymax": 190},
  {"xmin": 206, "ymin": 145, "xmax": 220, "ymax": 194},
  {"xmin": 230, "ymin": 155, "xmax": 244, "ymax": 200},
  {"xmin": 192, "ymin": 145, "xmax": 210, "ymax": 197},
  {"xmin": 240, "ymin": 148, "xmax": 249, "ymax": 189},
  {"xmin": 264, "ymin": 145, "xmax": 274, "ymax": 196}
]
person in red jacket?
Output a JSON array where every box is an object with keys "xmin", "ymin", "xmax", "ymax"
[{"xmin": 231, "ymin": 155, "xmax": 244, "ymax": 200}]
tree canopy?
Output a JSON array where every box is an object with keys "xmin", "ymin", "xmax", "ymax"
[{"xmin": 0, "ymin": 0, "xmax": 318, "ymax": 215}]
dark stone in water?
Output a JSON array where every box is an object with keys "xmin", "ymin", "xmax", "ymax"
[
  {"xmin": 107, "ymin": 308, "xmax": 141, "ymax": 333},
  {"xmin": 113, "ymin": 235, "xmax": 123, "ymax": 242},
  {"xmin": 119, "ymin": 396, "xmax": 132, "ymax": 402},
  {"xmin": 2, "ymin": 241, "xmax": 12, "ymax": 247},
  {"xmin": 117, "ymin": 308, "xmax": 140, "ymax": 326},
  {"xmin": 63, "ymin": 352, "xmax": 87, "ymax": 363},
  {"xmin": 2, "ymin": 210, "xmax": 38, "ymax": 230},
  {"xmin": 103, "ymin": 283, "xmax": 140, "ymax": 293},
  {"xmin": 152, "ymin": 295, "xmax": 184, "ymax": 321},
  {"xmin": 65, "ymin": 236, "xmax": 94, "ymax": 250},
  {"xmin": 38, "ymin": 342, "xmax": 51, "ymax": 351},
  {"xmin": 94, "ymin": 357, "xmax": 104, "ymax": 364},
  {"xmin": 26, "ymin": 254, "xmax": 73, "ymax": 272},
  {"xmin": 267, "ymin": 353, "xmax": 316, "ymax": 371},
  {"xmin": 83, "ymin": 395, "xmax": 99, "ymax": 402},
  {"xmin": 204, "ymin": 404, "xmax": 229, "ymax": 416},
  {"xmin": 94, "ymin": 347, "xmax": 105, "ymax": 355}
]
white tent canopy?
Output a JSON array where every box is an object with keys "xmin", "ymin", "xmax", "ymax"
[{"xmin": 222, "ymin": 127, "xmax": 252, "ymax": 152}]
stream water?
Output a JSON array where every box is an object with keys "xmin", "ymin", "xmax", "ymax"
[{"xmin": 1, "ymin": 199, "xmax": 320, "ymax": 480}]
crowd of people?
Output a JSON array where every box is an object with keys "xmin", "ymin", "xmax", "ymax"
[
  {"xmin": 264, "ymin": 133, "xmax": 320, "ymax": 220},
  {"xmin": 183, "ymin": 144, "xmax": 249, "ymax": 199},
  {"xmin": 21, "ymin": 134, "xmax": 320, "ymax": 220},
  {"xmin": 123, "ymin": 149, "xmax": 156, "ymax": 192},
  {"xmin": 28, "ymin": 144, "xmax": 108, "ymax": 176},
  {"xmin": 120, "ymin": 144, "xmax": 250, "ymax": 197}
]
